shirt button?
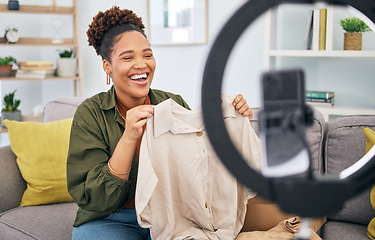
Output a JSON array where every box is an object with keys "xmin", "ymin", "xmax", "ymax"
[
  {"xmin": 205, "ymin": 202, "xmax": 208, "ymax": 208},
  {"xmin": 196, "ymin": 131, "xmax": 203, "ymax": 137}
]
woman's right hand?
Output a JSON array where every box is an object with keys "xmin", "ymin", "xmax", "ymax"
[
  {"xmin": 108, "ymin": 105, "xmax": 154, "ymax": 180},
  {"xmin": 123, "ymin": 105, "xmax": 154, "ymax": 142}
]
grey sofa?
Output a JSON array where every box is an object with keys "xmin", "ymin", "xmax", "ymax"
[
  {"xmin": 0, "ymin": 97, "xmax": 374, "ymax": 239},
  {"xmin": 319, "ymin": 114, "xmax": 375, "ymax": 240},
  {"xmin": 250, "ymin": 109, "xmax": 375, "ymax": 240},
  {"xmin": 0, "ymin": 97, "xmax": 85, "ymax": 240}
]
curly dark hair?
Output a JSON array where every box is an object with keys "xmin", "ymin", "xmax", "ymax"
[{"xmin": 87, "ymin": 6, "xmax": 146, "ymax": 61}]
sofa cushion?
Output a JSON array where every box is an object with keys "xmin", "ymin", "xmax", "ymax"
[
  {"xmin": 0, "ymin": 202, "xmax": 78, "ymax": 240},
  {"xmin": 43, "ymin": 97, "xmax": 85, "ymax": 122},
  {"xmin": 305, "ymin": 107, "xmax": 325, "ymax": 174},
  {"xmin": 325, "ymin": 115, "xmax": 375, "ymax": 224},
  {"xmin": 0, "ymin": 145, "xmax": 26, "ymax": 213},
  {"xmin": 320, "ymin": 221, "xmax": 368, "ymax": 240},
  {"xmin": 4, "ymin": 118, "xmax": 74, "ymax": 207}
]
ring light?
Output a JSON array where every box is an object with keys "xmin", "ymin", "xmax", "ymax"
[{"xmin": 202, "ymin": 0, "xmax": 375, "ymax": 217}]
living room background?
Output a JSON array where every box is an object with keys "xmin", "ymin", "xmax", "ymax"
[
  {"xmin": 0, "ymin": 0, "xmax": 374, "ymax": 116},
  {"xmin": 0, "ymin": 0, "xmax": 264, "ymax": 114}
]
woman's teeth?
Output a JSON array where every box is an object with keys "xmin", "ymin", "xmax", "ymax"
[{"xmin": 130, "ymin": 73, "xmax": 147, "ymax": 80}]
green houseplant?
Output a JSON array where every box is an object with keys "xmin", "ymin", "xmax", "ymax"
[
  {"xmin": 58, "ymin": 49, "xmax": 73, "ymax": 58},
  {"xmin": 340, "ymin": 17, "xmax": 372, "ymax": 50},
  {"xmin": 0, "ymin": 56, "xmax": 17, "ymax": 77},
  {"xmin": 1, "ymin": 90, "xmax": 22, "ymax": 127},
  {"xmin": 56, "ymin": 49, "xmax": 77, "ymax": 77}
]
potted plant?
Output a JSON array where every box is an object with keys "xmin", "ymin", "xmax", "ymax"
[
  {"xmin": 7, "ymin": 0, "xmax": 19, "ymax": 10},
  {"xmin": 340, "ymin": 17, "xmax": 372, "ymax": 50},
  {"xmin": 0, "ymin": 56, "xmax": 17, "ymax": 77},
  {"xmin": 1, "ymin": 90, "xmax": 21, "ymax": 127},
  {"xmin": 56, "ymin": 49, "xmax": 77, "ymax": 77}
]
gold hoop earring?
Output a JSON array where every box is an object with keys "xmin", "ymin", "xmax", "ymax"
[{"xmin": 106, "ymin": 72, "xmax": 111, "ymax": 85}]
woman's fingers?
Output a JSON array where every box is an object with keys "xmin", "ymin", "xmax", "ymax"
[
  {"xmin": 123, "ymin": 105, "xmax": 154, "ymax": 141},
  {"xmin": 233, "ymin": 94, "xmax": 253, "ymax": 119},
  {"xmin": 126, "ymin": 105, "xmax": 154, "ymax": 121}
]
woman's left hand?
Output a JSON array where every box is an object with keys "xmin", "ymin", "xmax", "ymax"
[{"xmin": 233, "ymin": 94, "xmax": 253, "ymax": 119}]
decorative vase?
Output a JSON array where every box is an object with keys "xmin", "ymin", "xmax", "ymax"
[
  {"xmin": 1, "ymin": 110, "xmax": 22, "ymax": 128},
  {"xmin": 0, "ymin": 65, "xmax": 13, "ymax": 77},
  {"xmin": 344, "ymin": 32, "xmax": 362, "ymax": 51},
  {"xmin": 8, "ymin": 0, "xmax": 19, "ymax": 10},
  {"xmin": 56, "ymin": 58, "xmax": 77, "ymax": 77}
]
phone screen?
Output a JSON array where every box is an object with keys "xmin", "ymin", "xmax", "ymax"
[{"xmin": 260, "ymin": 69, "xmax": 310, "ymax": 177}]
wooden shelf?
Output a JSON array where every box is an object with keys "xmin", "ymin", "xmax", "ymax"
[
  {"xmin": 0, "ymin": 4, "xmax": 75, "ymax": 15},
  {"xmin": 0, "ymin": 37, "xmax": 77, "ymax": 47},
  {"xmin": 1, "ymin": 76, "xmax": 81, "ymax": 81},
  {"xmin": 0, "ymin": 0, "xmax": 83, "ymax": 97}
]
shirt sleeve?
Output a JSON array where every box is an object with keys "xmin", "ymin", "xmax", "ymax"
[{"xmin": 67, "ymin": 102, "xmax": 135, "ymax": 215}]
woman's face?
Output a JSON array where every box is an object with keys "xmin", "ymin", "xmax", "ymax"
[{"xmin": 104, "ymin": 31, "xmax": 156, "ymax": 104}]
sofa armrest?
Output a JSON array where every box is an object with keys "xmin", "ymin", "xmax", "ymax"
[
  {"xmin": 43, "ymin": 97, "xmax": 85, "ymax": 122},
  {"xmin": 0, "ymin": 145, "xmax": 26, "ymax": 213}
]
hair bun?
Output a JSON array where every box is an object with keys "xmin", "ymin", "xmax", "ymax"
[{"xmin": 87, "ymin": 6, "xmax": 145, "ymax": 56}]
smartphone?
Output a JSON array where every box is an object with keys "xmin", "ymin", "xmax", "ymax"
[{"xmin": 260, "ymin": 69, "xmax": 310, "ymax": 177}]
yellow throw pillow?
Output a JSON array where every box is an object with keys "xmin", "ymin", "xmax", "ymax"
[
  {"xmin": 363, "ymin": 128, "xmax": 375, "ymax": 240},
  {"xmin": 4, "ymin": 118, "xmax": 74, "ymax": 207},
  {"xmin": 364, "ymin": 128, "xmax": 375, "ymax": 153}
]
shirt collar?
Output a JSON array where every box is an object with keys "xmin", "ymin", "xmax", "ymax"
[
  {"xmin": 100, "ymin": 85, "xmax": 117, "ymax": 110},
  {"xmin": 98, "ymin": 86, "xmax": 122, "ymax": 124},
  {"xmin": 153, "ymin": 94, "xmax": 237, "ymax": 138}
]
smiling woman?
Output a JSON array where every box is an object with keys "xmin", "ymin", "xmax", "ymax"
[
  {"xmin": 67, "ymin": 7, "xmax": 191, "ymax": 240},
  {"xmin": 66, "ymin": 6, "xmax": 254, "ymax": 240},
  {"xmin": 103, "ymin": 31, "xmax": 156, "ymax": 109}
]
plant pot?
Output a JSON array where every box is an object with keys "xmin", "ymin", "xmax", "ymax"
[
  {"xmin": 1, "ymin": 110, "xmax": 22, "ymax": 127},
  {"xmin": 57, "ymin": 58, "xmax": 77, "ymax": 77},
  {"xmin": 344, "ymin": 32, "xmax": 362, "ymax": 50},
  {"xmin": 8, "ymin": 0, "xmax": 19, "ymax": 10},
  {"xmin": 0, "ymin": 65, "xmax": 13, "ymax": 77}
]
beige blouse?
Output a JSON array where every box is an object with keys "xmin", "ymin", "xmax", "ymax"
[{"xmin": 136, "ymin": 95, "xmax": 261, "ymax": 240}]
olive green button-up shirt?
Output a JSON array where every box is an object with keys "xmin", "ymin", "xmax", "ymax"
[{"xmin": 67, "ymin": 86, "xmax": 190, "ymax": 227}]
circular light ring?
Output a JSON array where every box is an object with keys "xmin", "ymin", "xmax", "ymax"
[{"xmin": 202, "ymin": 0, "xmax": 375, "ymax": 210}]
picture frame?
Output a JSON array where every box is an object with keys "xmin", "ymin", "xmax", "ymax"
[{"xmin": 147, "ymin": 0, "xmax": 208, "ymax": 46}]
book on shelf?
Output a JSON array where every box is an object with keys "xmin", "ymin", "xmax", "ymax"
[
  {"xmin": 305, "ymin": 91, "xmax": 334, "ymax": 99},
  {"xmin": 306, "ymin": 97, "xmax": 334, "ymax": 103},
  {"xmin": 311, "ymin": 9, "xmax": 320, "ymax": 50},
  {"xmin": 319, "ymin": 9, "xmax": 327, "ymax": 50},
  {"xmin": 15, "ymin": 69, "xmax": 55, "ymax": 79},
  {"xmin": 17, "ymin": 65, "xmax": 54, "ymax": 71},
  {"xmin": 305, "ymin": 8, "xmax": 328, "ymax": 51},
  {"xmin": 306, "ymin": 94, "xmax": 335, "ymax": 107},
  {"xmin": 304, "ymin": 10, "xmax": 314, "ymax": 50},
  {"xmin": 18, "ymin": 61, "xmax": 54, "ymax": 67},
  {"xmin": 16, "ymin": 61, "xmax": 56, "ymax": 78},
  {"xmin": 306, "ymin": 101, "xmax": 334, "ymax": 107}
]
